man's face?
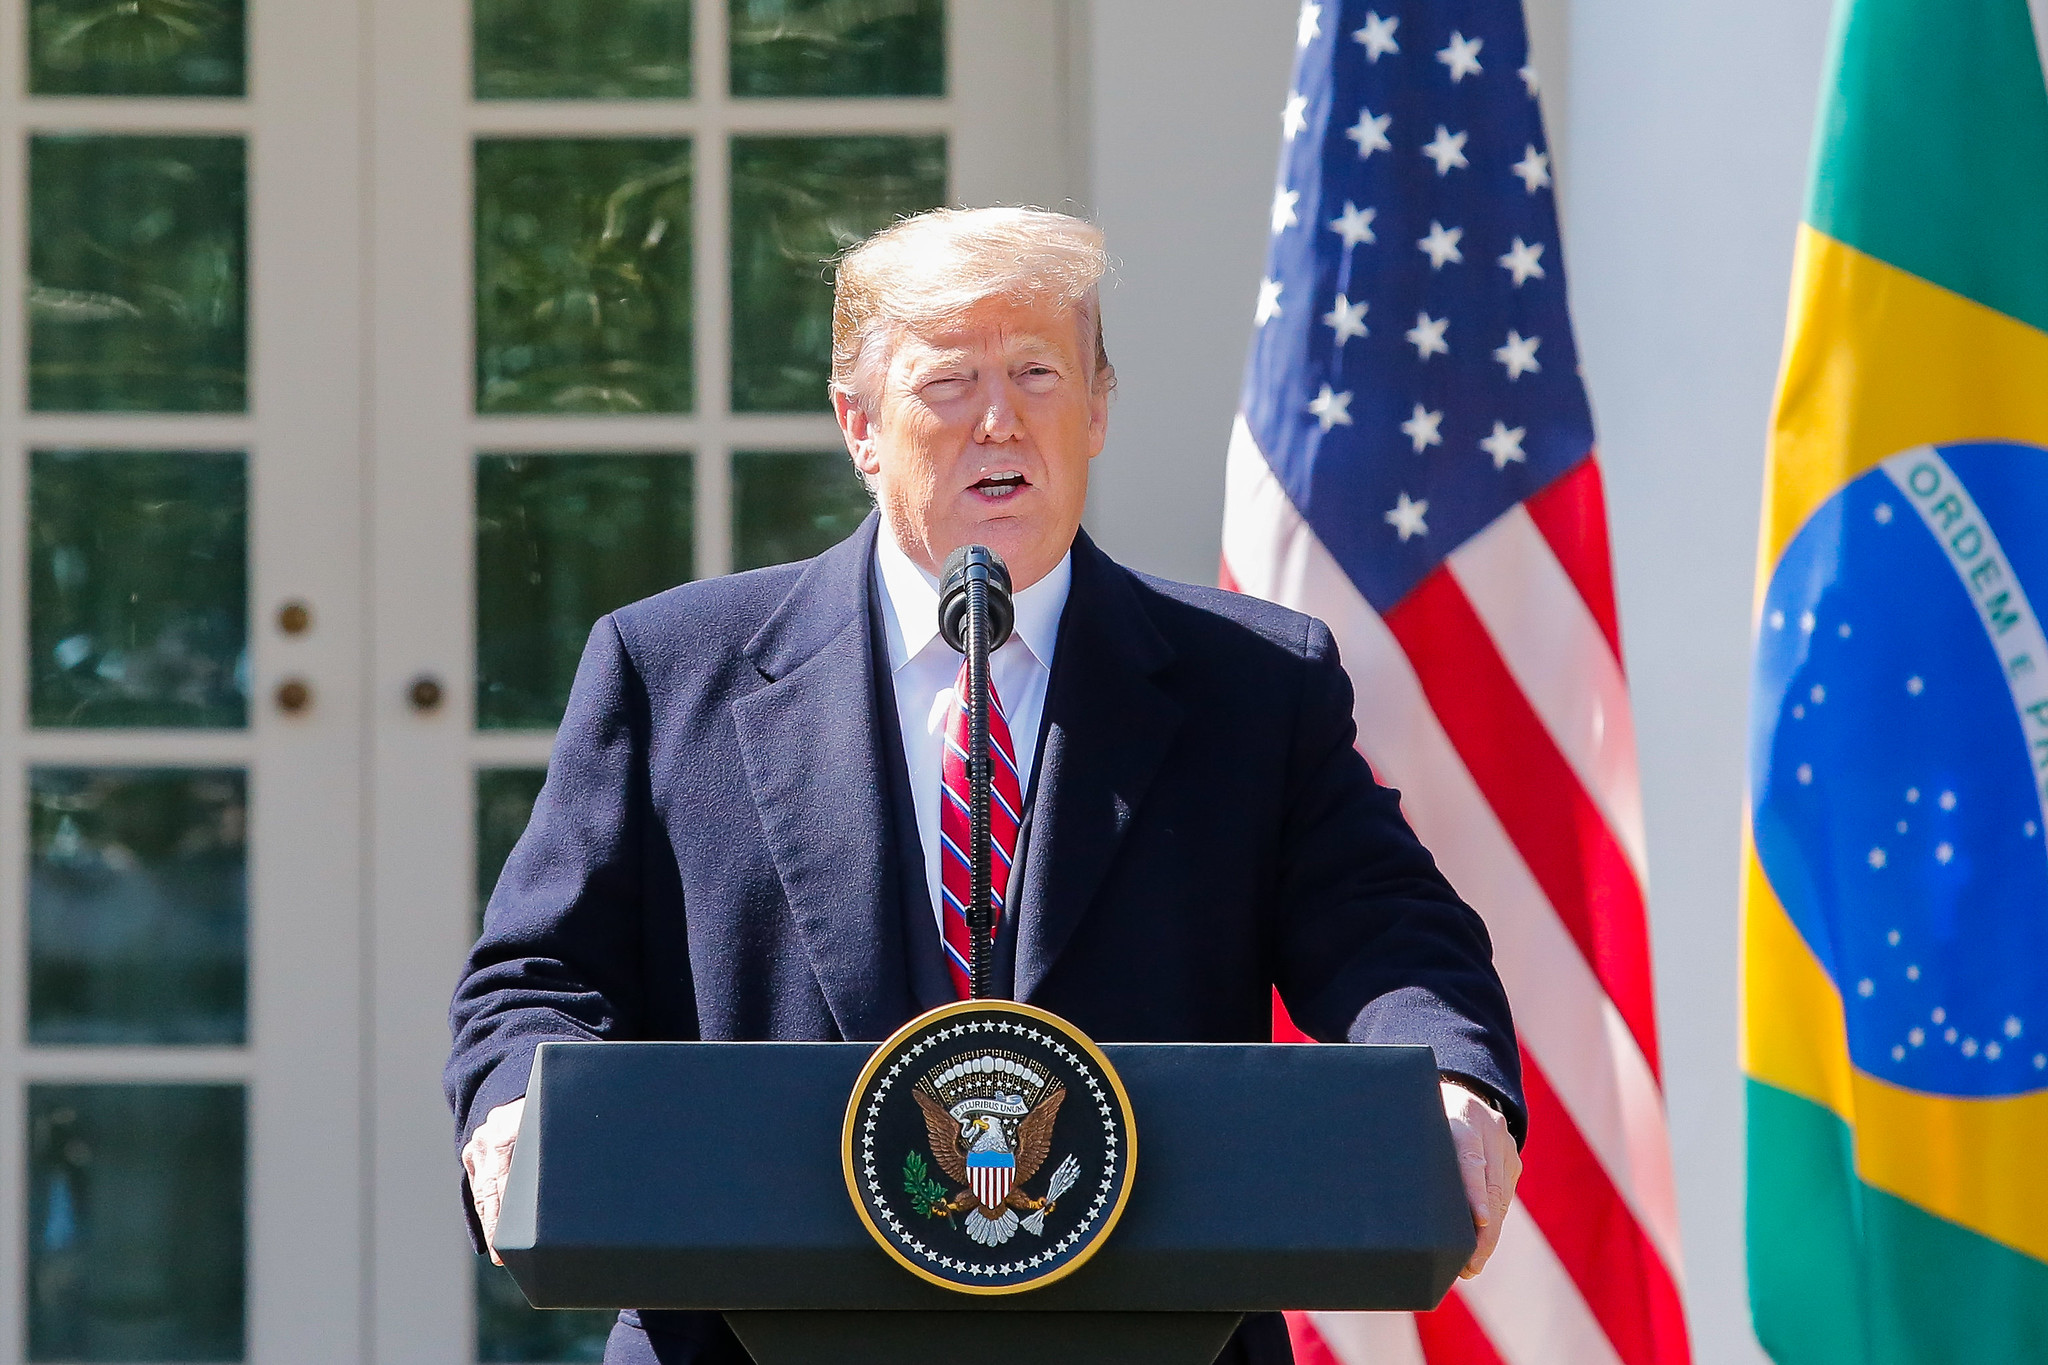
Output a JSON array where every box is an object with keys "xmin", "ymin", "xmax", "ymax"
[{"xmin": 833, "ymin": 292, "xmax": 1109, "ymax": 591}]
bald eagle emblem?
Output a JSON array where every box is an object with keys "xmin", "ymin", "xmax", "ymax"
[{"xmin": 906, "ymin": 1051, "xmax": 1083, "ymax": 1247}]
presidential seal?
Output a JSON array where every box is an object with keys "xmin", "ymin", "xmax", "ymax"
[{"xmin": 842, "ymin": 999, "xmax": 1136, "ymax": 1294}]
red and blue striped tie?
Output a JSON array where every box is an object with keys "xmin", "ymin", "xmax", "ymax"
[{"xmin": 939, "ymin": 659, "xmax": 1023, "ymax": 998}]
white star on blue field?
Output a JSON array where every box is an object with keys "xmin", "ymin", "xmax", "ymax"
[
  {"xmin": 1751, "ymin": 444, "xmax": 2048, "ymax": 1097},
  {"xmin": 1243, "ymin": 0, "xmax": 1593, "ymax": 617}
]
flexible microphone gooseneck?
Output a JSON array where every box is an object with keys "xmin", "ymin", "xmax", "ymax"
[{"xmin": 938, "ymin": 545, "xmax": 1015, "ymax": 999}]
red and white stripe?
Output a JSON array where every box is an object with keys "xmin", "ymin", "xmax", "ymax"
[
  {"xmin": 971, "ymin": 1163, "xmax": 1014, "ymax": 1210},
  {"xmin": 1221, "ymin": 417, "xmax": 1691, "ymax": 1365}
]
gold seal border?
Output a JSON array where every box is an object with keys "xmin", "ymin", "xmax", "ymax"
[{"xmin": 840, "ymin": 998, "xmax": 1139, "ymax": 1297}]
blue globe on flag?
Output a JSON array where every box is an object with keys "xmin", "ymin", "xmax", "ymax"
[{"xmin": 1752, "ymin": 440, "xmax": 2048, "ymax": 1099}]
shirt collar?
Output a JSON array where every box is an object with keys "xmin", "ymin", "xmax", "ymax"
[{"xmin": 875, "ymin": 527, "xmax": 1071, "ymax": 673}]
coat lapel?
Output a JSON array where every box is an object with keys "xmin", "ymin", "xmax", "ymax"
[
  {"xmin": 730, "ymin": 515, "xmax": 911, "ymax": 1040},
  {"xmin": 1016, "ymin": 532, "xmax": 1185, "ymax": 1000}
]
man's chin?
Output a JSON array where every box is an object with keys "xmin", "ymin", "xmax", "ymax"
[
  {"xmin": 947, "ymin": 504, "xmax": 1029, "ymax": 545},
  {"xmin": 958, "ymin": 521, "xmax": 1075, "ymax": 590}
]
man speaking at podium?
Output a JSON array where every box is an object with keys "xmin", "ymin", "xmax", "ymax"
[{"xmin": 448, "ymin": 207, "xmax": 1524, "ymax": 1365}]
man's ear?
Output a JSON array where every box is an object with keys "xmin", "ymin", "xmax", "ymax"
[
  {"xmin": 833, "ymin": 388, "xmax": 884, "ymax": 481},
  {"xmin": 1086, "ymin": 378, "xmax": 1111, "ymax": 461}
]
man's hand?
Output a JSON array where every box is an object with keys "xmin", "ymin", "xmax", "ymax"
[
  {"xmin": 1442, "ymin": 1080, "xmax": 1520, "ymax": 1279},
  {"xmin": 462, "ymin": 1097, "xmax": 526, "ymax": 1266}
]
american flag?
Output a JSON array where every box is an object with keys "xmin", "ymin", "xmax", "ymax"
[{"xmin": 1220, "ymin": 5, "xmax": 1691, "ymax": 1365}]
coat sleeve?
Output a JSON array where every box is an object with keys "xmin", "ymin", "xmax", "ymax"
[
  {"xmin": 1268, "ymin": 617, "xmax": 1526, "ymax": 1144},
  {"xmin": 443, "ymin": 615, "xmax": 665, "ymax": 1241}
]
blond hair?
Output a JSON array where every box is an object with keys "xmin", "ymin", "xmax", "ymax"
[{"xmin": 829, "ymin": 206, "xmax": 1114, "ymax": 404}]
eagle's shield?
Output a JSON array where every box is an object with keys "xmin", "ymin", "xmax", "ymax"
[{"xmin": 967, "ymin": 1150, "xmax": 1014, "ymax": 1209}]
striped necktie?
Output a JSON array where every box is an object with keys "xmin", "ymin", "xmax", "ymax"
[{"xmin": 939, "ymin": 658, "xmax": 1024, "ymax": 998}]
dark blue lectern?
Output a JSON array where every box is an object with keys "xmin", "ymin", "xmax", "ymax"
[{"xmin": 494, "ymin": 1039, "xmax": 1472, "ymax": 1365}]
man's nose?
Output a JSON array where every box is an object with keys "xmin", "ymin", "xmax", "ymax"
[{"xmin": 975, "ymin": 380, "xmax": 1023, "ymax": 441}]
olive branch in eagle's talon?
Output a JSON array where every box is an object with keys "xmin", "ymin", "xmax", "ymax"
[{"xmin": 902, "ymin": 1151, "xmax": 953, "ymax": 1220}]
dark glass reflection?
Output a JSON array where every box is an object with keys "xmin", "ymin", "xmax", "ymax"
[
  {"xmin": 30, "ymin": 135, "xmax": 247, "ymax": 412},
  {"xmin": 475, "ymin": 0, "xmax": 691, "ymax": 99},
  {"xmin": 476, "ymin": 453, "xmax": 695, "ymax": 729},
  {"xmin": 30, "ymin": 0, "xmax": 246, "ymax": 96},
  {"xmin": 30, "ymin": 450, "xmax": 248, "ymax": 729},
  {"xmin": 733, "ymin": 449, "xmax": 872, "ymax": 569},
  {"xmin": 30, "ymin": 768, "xmax": 247, "ymax": 1046},
  {"xmin": 729, "ymin": 0, "xmax": 944, "ymax": 97},
  {"xmin": 477, "ymin": 766, "xmax": 547, "ymax": 931},
  {"xmin": 28, "ymin": 1084, "xmax": 245, "ymax": 1362},
  {"xmin": 730, "ymin": 135, "xmax": 945, "ymax": 412},
  {"xmin": 476, "ymin": 139, "xmax": 694, "ymax": 414},
  {"xmin": 477, "ymin": 1259, "xmax": 613, "ymax": 1363}
]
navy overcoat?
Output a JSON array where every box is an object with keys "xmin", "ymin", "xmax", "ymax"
[{"xmin": 447, "ymin": 515, "xmax": 1521, "ymax": 1364}]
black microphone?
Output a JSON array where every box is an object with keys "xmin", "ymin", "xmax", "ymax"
[
  {"xmin": 938, "ymin": 545, "xmax": 1015, "ymax": 654},
  {"xmin": 937, "ymin": 545, "xmax": 1013, "ymax": 999}
]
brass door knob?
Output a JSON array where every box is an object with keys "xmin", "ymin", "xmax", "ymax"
[
  {"xmin": 276, "ymin": 678, "xmax": 313, "ymax": 714},
  {"xmin": 408, "ymin": 675, "xmax": 445, "ymax": 713}
]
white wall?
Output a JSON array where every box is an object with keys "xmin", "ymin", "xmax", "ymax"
[
  {"xmin": 1083, "ymin": 3, "xmax": 1839, "ymax": 1361},
  {"xmin": 1565, "ymin": 2, "xmax": 1833, "ymax": 1361},
  {"xmin": 1081, "ymin": 4, "xmax": 1295, "ymax": 581}
]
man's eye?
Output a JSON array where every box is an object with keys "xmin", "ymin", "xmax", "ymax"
[
  {"xmin": 921, "ymin": 378, "xmax": 971, "ymax": 400},
  {"xmin": 1017, "ymin": 366, "xmax": 1059, "ymax": 388}
]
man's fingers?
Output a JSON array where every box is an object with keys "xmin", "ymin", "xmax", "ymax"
[
  {"xmin": 473, "ymin": 1156, "xmax": 509, "ymax": 1267},
  {"xmin": 1457, "ymin": 1133, "xmax": 1498, "ymax": 1279},
  {"xmin": 1441, "ymin": 1085, "xmax": 1490, "ymax": 1214},
  {"xmin": 1448, "ymin": 1110, "xmax": 1493, "ymax": 1278},
  {"xmin": 1494, "ymin": 1119, "xmax": 1523, "ymax": 1224},
  {"xmin": 477, "ymin": 1184, "xmax": 502, "ymax": 1265},
  {"xmin": 1457, "ymin": 1130, "xmax": 1492, "ymax": 1227},
  {"xmin": 1457, "ymin": 1177, "xmax": 1498, "ymax": 1275},
  {"xmin": 464, "ymin": 1097, "xmax": 527, "ymax": 1268},
  {"xmin": 1463, "ymin": 1112, "xmax": 1507, "ymax": 1278},
  {"xmin": 1462, "ymin": 1208, "xmax": 1504, "ymax": 1279},
  {"xmin": 1483, "ymin": 1105, "xmax": 1512, "ymax": 1224},
  {"xmin": 1441, "ymin": 1081, "xmax": 1517, "ymax": 1280},
  {"xmin": 469, "ymin": 1158, "xmax": 505, "ymax": 1253}
]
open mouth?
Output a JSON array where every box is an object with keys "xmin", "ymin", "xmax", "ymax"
[{"xmin": 971, "ymin": 471, "xmax": 1028, "ymax": 500}]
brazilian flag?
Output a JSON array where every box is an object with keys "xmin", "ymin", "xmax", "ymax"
[{"xmin": 1744, "ymin": 0, "xmax": 2048, "ymax": 1360}]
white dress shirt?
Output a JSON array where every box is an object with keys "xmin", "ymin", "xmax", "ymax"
[{"xmin": 873, "ymin": 528, "xmax": 1071, "ymax": 931}]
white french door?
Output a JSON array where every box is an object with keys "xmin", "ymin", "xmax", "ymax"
[
  {"xmin": 0, "ymin": 2, "xmax": 1076, "ymax": 1361},
  {"xmin": 365, "ymin": 2, "xmax": 1079, "ymax": 1363},
  {"xmin": 0, "ymin": 1, "xmax": 368, "ymax": 1362}
]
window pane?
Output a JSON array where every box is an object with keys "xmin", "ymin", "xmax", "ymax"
[
  {"xmin": 30, "ymin": 450, "xmax": 248, "ymax": 729},
  {"xmin": 477, "ymin": 766, "xmax": 547, "ymax": 931},
  {"xmin": 733, "ymin": 449, "xmax": 871, "ymax": 570},
  {"xmin": 30, "ymin": 768, "xmax": 247, "ymax": 1046},
  {"xmin": 29, "ymin": 0, "xmax": 246, "ymax": 96},
  {"xmin": 729, "ymin": 0, "xmax": 943, "ymax": 97},
  {"xmin": 474, "ymin": 0, "xmax": 690, "ymax": 99},
  {"xmin": 730, "ymin": 135, "xmax": 945, "ymax": 413},
  {"xmin": 28, "ymin": 1084, "xmax": 245, "ymax": 1362},
  {"xmin": 476, "ymin": 139, "xmax": 694, "ymax": 414},
  {"xmin": 29, "ymin": 135, "xmax": 247, "ymax": 412},
  {"xmin": 476, "ymin": 1259, "xmax": 613, "ymax": 1363},
  {"xmin": 477, "ymin": 453, "xmax": 695, "ymax": 729}
]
